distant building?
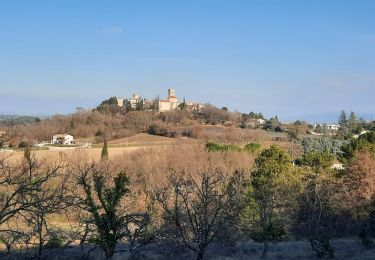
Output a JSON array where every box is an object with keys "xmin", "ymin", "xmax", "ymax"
[
  {"xmin": 124, "ymin": 94, "xmax": 142, "ymax": 109},
  {"xmin": 313, "ymin": 124, "xmax": 339, "ymax": 131},
  {"xmin": 331, "ymin": 162, "xmax": 345, "ymax": 170},
  {"xmin": 353, "ymin": 130, "xmax": 370, "ymax": 139},
  {"xmin": 114, "ymin": 88, "xmax": 202, "ymax": 112},
  {"xmin": 241, "ymin": 118, "xmax": 266, "ymax": 128},
  {"xmin": 116, "ymin": 98, "xmax": 124, "ymax": 107},
  {"xmin": 159, "ymin": 88, "xmax": 179, "ymax": 112},
  {"xmin": 327, "ymin": 124, "xmax": 339, "ymax": 131},
  {"xmin": 52, "ymin": 134, "xmax": 74, "ymax": 145}
]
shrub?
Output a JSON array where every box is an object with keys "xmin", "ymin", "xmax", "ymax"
[
  {"xmin": 206, "ymin": 142, "xmax": 241, "ymax": 152},
  {"xmin": 243, "ymin": 143, "xmax": 261, "ymax": 153},
  {"xmin": 18, "ymin": 141, "xmax": 28, "ymax": 148},
  {"xmin": 45, "ymin": 235, "xmax": 63, "ymax": 249}
]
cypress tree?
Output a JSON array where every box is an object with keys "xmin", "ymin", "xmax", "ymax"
[
  {"xmin": 24, "ymin": 145, "xmax": 31, "ymax": 161},
  {"xmin": 348, "ymin": 111, "xmax": 357, "ymax": 133},
  {"xmin": 338, "ymin": 110, "xmax": 347, "ymax": 127},
  {"xmin": 101, "ymin": 139, "xmax": 108, "ymax": 160}
]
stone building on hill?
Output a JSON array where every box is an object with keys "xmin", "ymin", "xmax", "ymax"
[
  {"xmin": 114, "ymin": 88, "xmax": 203, "ymax": 112},
  {"xmin": 158, "ymin": 88, "xmax": 179, "ymax": 112}
]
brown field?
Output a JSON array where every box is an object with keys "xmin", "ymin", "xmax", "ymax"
[
  {"xmin": 2, "ymin": 130, "xmax": 299, "ymax": 162},
  {"xmin": 3, "ymin": 134, "xmax": 204, "ymax": 163},
  {"xmin": 105, "ymin": 133, "xmax": 201, "ymax": 147},
  {"xmin": 3, "ymin": 146, "xmax": 141, "ymax": 162}
]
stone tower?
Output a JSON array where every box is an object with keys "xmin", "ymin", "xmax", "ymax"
[{"xmin": 168, "ymin": 88, "xmax": 176, "ymax": 98}]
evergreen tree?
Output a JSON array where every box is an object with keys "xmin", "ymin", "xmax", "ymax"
[
  {"xmin": 315, "ymin": 124, "xmax": 323, "ymax": 133},
  {"xmin": 125, "ymin": 101, "xmax": 133, "ymax": 112},
  {"xmin": 337, "ymin": 110, "xmax": 350, "ymax": 139},
  {"xmin": 24, "ymin": 145, "xmax": 31, "ymax": 161},
  {"xmin": 101, "ymin": 139, "xmax": 108, "ymax": 160},
  {"xmin": 178, "ymin": 98, "xmax": 187, "ymax": 110},
  {"xmin": 248, "ymin": 145, "xmax": 293, "ymax": 258},
  {"xmin": 338, "ymin": 110, "xmax": 347, "ymax": 127},
  {"xmin": 136, "ymin": 99, "xmax": 144, "ymax": 111},
  {"xmin": 348, "ymin": 111, "xmax": 357, "ymax": 133}
]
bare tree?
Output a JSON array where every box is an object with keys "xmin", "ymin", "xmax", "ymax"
[
  {"xmin": 156, "ymin": 170, "xmax": 236, "ymax": 260},
  {"xmin": 0, "ymin": 126, "xmax": 15, "ymax": 149},
  {"xmin": 297, "ymin": 169, "xmax": 336, "ymax": 258},
  {"xmin": 0, "ymin": 147, "xmax": 66, "ymax": 256},
  {"xmin": 21, "ymin": 162, "xmax": 68, "ymax": 259}
]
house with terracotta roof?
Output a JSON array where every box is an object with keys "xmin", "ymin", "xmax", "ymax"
[{"xmin": 158, "ymin": 88, "xmax": 180, "ymax": 112}]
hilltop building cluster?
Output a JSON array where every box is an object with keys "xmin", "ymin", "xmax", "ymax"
[{"xmin": 116, "ymin": 88, "xmax": 204, "ymax": 112}]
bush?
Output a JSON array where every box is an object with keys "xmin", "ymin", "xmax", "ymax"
[
  {"xmin": 45, "ymin": 235, "xmax": 63, "ymax": 249},
  {"xmin": 18, "ymin": 141, "xmax": 28, "ymax": 148},
  {"xmin": 206, "ymin": 142, "xmax": 241, "ymax": 152},
  {"xmin": 243, "ymin": 143, "xmax": 261, "ymax": 153},
  {"xmin": 310, "ymin": 231, "xmax": 335, "ymax": 259}
]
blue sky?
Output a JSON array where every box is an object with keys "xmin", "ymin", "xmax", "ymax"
[{"xmin": 0, "ymin": 0, "xmax": 374, "ymax": 122}]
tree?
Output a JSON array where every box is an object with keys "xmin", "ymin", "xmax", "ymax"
[
  {"xmin": 287, "ymin": 129, "xmax": 299, "ymax": 158},
  {"xmin": 248, "ymin": 146, "xmax": 293, "ymax": 258},
  {"xmin": 125, "ymin": 101, "xmax": 133, "ymax": 112},
  {"xmin": 96, "ymin": 97, "xmax": 121, "ymax": 114},
  {"xmin": 315, "ymin": 124, "xmax": 323, "ymax": 134},
  {"xmin": 299, "ymin": 137, "xmax": 348, "ymax": 157},
  {"xmin": 296, "ymin": 167, "xmax": 337, "ymax": 258},
  {"xmin": 348, "ymin": 111, "xmax": 357, "ymax": 133},
  {"xmin": 338, "ymin": 110, "xmax": 347, "ymax": 128},
  {"xmin": 178, "ymin": 98, "xmax": 187, "ymax": 110},
  {"xmin": 0, "ymin": 127, "xmax": 14, "ymax": 149},
  {"xmin": 341, "ymin": 149, "xmax": 375, "ymax": 238},
  {"xmin": 0, "ymin": 150, "xmax": 65, "ymax": 257},
  {"xmin": 136, "ymin": 99, "xmax": 144, "ymax": 111},
  {"xmin": 297, "ymin": 151, "xmax": 335, "ymax": 171},
  {"xmin": 75, "ymin": 165, "xmax": 153, "ymax": 258},
  {"xmin": 340, "ymin": 131, "xmax": 375, "ymax": 162},
  {"xmin": 337, "ymin": 111, "xmax": 349, "ymax": 139},
  {"xmin": 263, "ymin": 117, "xmax": 281, "ymax": 132},
  {"xmin": 156, "ymin": 170, "xmax": 237, "ymax": 260},
  {"xmin": 23, "ymin": 166, "xmax": 68, "ymax": 258},
  {"xmin": 101, "ymin": 139, "xmax": 109, "ymax": 160}
]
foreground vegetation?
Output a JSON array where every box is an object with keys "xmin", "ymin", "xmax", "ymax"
[{"xmin": 1, "ymin": 124, "xmax": 375, "ymax": 259}]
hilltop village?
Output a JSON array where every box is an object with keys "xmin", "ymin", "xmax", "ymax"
[{"xmin": 114, "ymin": 88, "xmax": 204, "ymax": 112}]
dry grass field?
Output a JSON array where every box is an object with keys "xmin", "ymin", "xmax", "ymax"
[
  {"xmin": 2, "ymin": 129, "xmax": 301, "ymax": 163},
  {"xmin": 3, "ymin": 146, "xmax": 141, "ymax": 162},
  {"xmin": 105, "ymin": 133, "xmax": 201, "ymax": 147}
]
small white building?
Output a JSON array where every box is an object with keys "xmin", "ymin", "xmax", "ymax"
[
  {"xmin": 327, "ymin": 124, "xmax": 339, "ymax": 131},
  {"xmin": 353, "ymin": 130, "xmax": 370, "ymax": 139},
  {"xmin": 52, "ymin": 134, "xmax": 74, "ymax": 145},
  {"xmin": 313, "ymin": 123, "xmax": 339, "ymax": 132}
]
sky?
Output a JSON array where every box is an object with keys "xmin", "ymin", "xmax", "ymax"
[{"xmin": 0, "ymin": 0, "xmax": 374, "ymax": 122}]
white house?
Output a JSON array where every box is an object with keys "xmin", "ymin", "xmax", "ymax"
[
  {"xmin": 52, "ymin": 134, "xmax": 74, "ymax": 145},
  {"xmin": 353, "ymin": 130, "xmax": 370, "ymax": 139}
]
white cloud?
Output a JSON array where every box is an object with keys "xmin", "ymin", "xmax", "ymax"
[{"xmin": 99, "ymin": 26, "xmax": 123, "ymax": 34}]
